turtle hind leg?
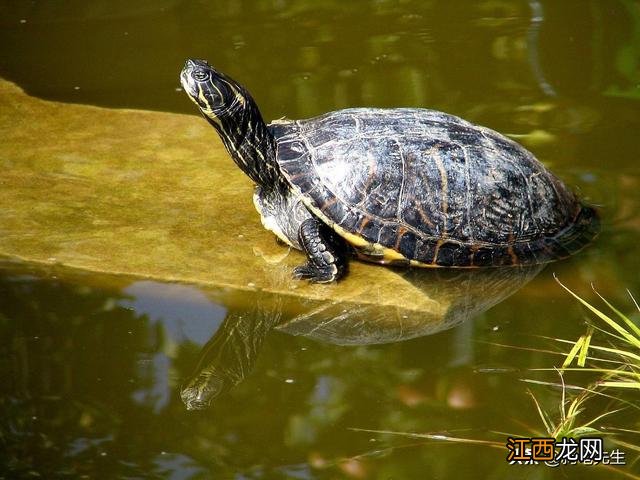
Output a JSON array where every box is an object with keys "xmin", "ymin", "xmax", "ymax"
[{"xmin": 293, "ymin": 217, "xmax": 348, "ymax": 283}]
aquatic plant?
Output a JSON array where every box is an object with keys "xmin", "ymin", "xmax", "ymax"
[
  {"xmin": 554, "ymin": 275, "xmax": 640, "ymax": 391},
  {"xmin": 515, "ymin": 277, "xmax": 640, "ymax": 475}
]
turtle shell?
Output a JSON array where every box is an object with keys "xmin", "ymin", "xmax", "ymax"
[{"xmin": 269, "ymin": 108, "xmax": 598, "ymax": 267}]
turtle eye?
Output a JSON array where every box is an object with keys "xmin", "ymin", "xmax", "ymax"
[{"xmin": 193, "ymin": 70, "xmax": 209, "ymax": 81}]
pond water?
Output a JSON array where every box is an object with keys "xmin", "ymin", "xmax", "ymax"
[{"xmin": 1, "ymin": 0, "xmax": 639, "ymax": 478}]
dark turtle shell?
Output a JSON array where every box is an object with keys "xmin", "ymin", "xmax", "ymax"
[{"xmin": 269, "ymin": 108, "xmax": 598, "ymax": 267}]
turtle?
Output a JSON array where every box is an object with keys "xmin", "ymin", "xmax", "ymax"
[{"xmin": 180, "ymin": 59, "xmax": 599, "ymax": 283}]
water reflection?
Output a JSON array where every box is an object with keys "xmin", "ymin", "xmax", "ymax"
[
  {"xmin": 120, "ymin": 282, "xmax": 227, "ymax": 411},
  {"xmin": 182, "ymin": 265, "xmax": 543, "ymax": 409}
]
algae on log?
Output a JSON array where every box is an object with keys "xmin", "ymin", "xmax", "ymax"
[{"xmin": 0, "ymin": 78, "xmax": 540, "ymax": 322}]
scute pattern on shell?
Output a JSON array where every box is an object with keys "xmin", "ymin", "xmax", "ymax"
[{"xmin": 269, "ymin": 108, "xmax": 598, "ymax": 267}]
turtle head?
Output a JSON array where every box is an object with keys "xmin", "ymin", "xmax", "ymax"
[
  {"xmin": 180, "ymin": 59, "xmax": 283, "ymax": 189},
  {"xmin": 180, "ymin": 58, "xmax": 248, "ymax": 123},
  {"xmin": 180, "ymin": 369, "xmax": 227, "ymax": 411}
]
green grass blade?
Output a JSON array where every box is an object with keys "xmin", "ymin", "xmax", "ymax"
[
  {"xmin": 521, "ymin": 379, "xmax": 640, "ymax": 411},
  {"xmin": 580, "ymin": 408, "xmax": 626, "ymax": 429},
  {"xmin": 600, "ymin": 381, "xmax": 640, "ymax": 389},
  {"xmin": 628, "ymin": 289, "xmax": 640, "ymax": 312},
  {"xmin": 563, "ymin": 335, "xmax": 584, "ymax": 369},
  {"xmin": 530, "ymin": 368, "xmax": 640, "ymax": 378},
  {"xmin": 578, "ymin": 327, "xmax": 594, "ymax": 367},
  {"xmin": 527, "ymin": 390, "xmax": 553, "ymax": 435},
  {"xmin": 568, "ymin": 426, "xmax": 602, "ymax": 438},
  {"xmin": 348, "ymin": 428, "xmax": 504, "ymax": 447},
  {"xmin": 482, "ymin": 340, "xmax": 624, "ymax": 364},
  {"xmin": 593, "ymin": 286, "xmax": 640, "ymax": 339},
  {"xmin": 554, "ymin": 275, "xmax": 640, "ymax": 349},
  {"xmin": 583, "ymin": 344, "xmax": 640, "ymax": 363}
]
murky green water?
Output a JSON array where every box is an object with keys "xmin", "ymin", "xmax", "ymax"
[{"xmin": 1, "ymin": 0, "xmax": 640, "ymax": 478}]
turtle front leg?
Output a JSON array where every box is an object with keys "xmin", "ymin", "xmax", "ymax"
[{"xmin": 293, "ymin": 217, "xmax": 347, "ymax": 283}]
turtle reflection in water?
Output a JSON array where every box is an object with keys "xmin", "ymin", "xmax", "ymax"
[
  {"xmin": 181, "ymin": 265, "xmax": 542, "ymax": 410},
  {"xmin": 180, "ymin": 59, "xmax": 598, "ymax": 283}
]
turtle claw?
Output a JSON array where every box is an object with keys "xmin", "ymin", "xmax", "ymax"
[
  {"xmin": 294, "ymin": 218, "xmax": 347, "ymax": 283},
  {"xmin": 292, "ymin": 264, "xmax": 314, "ymax": 279},
  {"xmin": 292, "ymin": 264, "xmax": 336, "ymax": 283}
]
